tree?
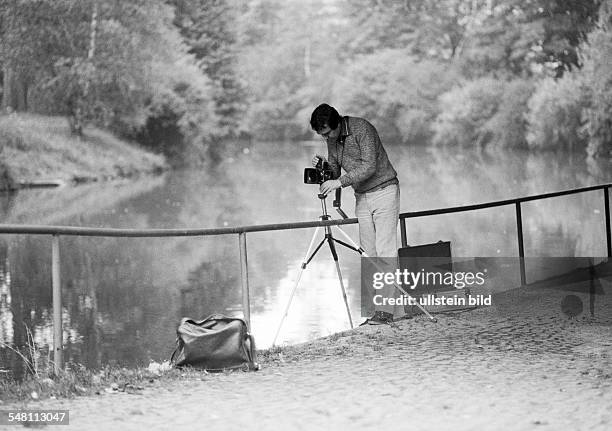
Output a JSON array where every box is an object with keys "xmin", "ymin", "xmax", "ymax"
[
  {"xmin": 340, "ymin": 0, "xmax": 507, "ymax": 61},
  {"xmin": 0, "ymin": 0, "xmax": 90, "ymax": 113},
  {"xmin": 235, "ymin": 0, "xmax": 347, "ymax": 139},
  {"xmin": 334, "ymin": 51, "xmax": 459, "ymax": 144},
  {"xmin": 455, "ymin": 0, "xmax": 601, "ymax": 78},
  {"xmin": 433, "ymin": 77, "xmax": 505, "ymax": 147},
  {"xmin": 0, "ymin": 0, "xmax": 218, "ymax": 159},
  {"xmin": 581, "ymin": 0, "xmax": 612, "ymax": 157},
  {"xmin": 525, "ymin": 75, "xmax": 586, "ymax": 152},
  {"xmin": 171, "ymin": 0, "xmax": 247, "ymax": 137}
]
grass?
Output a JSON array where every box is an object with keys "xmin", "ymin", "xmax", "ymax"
[
  {"xmin": 0, "ymin": 322, "xmax": 391, "ymax": 403},
  {"xmin": 0, "ymin": 327, "xmax": 211, "ymax": 403},
  {"xmin": 0, "ymin": 333, "xmax": 358, "ymax": 403},
  {"xmin": 1, "ymin": 357, "xmax": 260, "ymax": 403},
  {"xmin": 0, "ymin": 362, "xmax": 190, "ymax": 403},
  {"xmin": 0, "ymin": 113, "xmax": 167, "ymax": 188}
]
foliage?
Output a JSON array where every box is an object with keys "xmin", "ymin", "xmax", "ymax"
[
  {"xmin": 341, "ymin": 0, "xmax": 601, "ymax": 78},
  {"xmin": 234, "ymin": 0, "xmax": 603, "ymax": 144},
  {"xmin": 171, "ymin": 0, "xmax": 247, "ymax": 137},
  {"xmin": 525, "ymin": 75, "xmax": 587, "ymax": 152},
  {"xmin": 433, "ymin": 77, "xmax": 505, "ymax": 147},
  {"xmin": 0, "ymin": 113, "xmax": 166, "ymax": 181},
  {"xmin": 1, "ymin": 0, "xmax": 610, "ymax": 156},
  {"xmin": 432, "ymin": 77, "xmax": 531, "ymax": 148},
  {"xmin": 0, "ymin": 161, "xmax": 16, "ymax": 191},
  {"xmin": 455, "ymin": 0, "xmax": 601, "ymax": 78},
  {"xmin": 0, "ymin": 0, "xmax": 221, "ymax": 161},
  {"xmin": 483, "ymin": 79, "xmax": 534, "ymax": 149},
  {"xmin": 334, "ymin": 51, "xmax": 459, "ymax": 144},
  {"xmin": 0, "ymin": 361, "xmax": 179, "ymax": 402},
  {"xmin": 236, "ymin": 0, "xmax": 343, "ymax": 139},
  {"xmin": 340, "ymin": 0, "xmax": 485, "ymax": 60},
  {"xmin": 580, "ymin": 0, "xmax": 612, "ymax": 157}
]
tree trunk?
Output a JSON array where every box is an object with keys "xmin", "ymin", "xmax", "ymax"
[
  {"xmin": 88, "ymin": 1, "xmax": 98, "ymax": 60},
  {"xmin": 1, "ymin": 65, "xmax": 28, "ymax": 112},
  {"xmin": 2, "ymin": 65, "xmax": 14, "ymax": 112},
  {"xmin": 68, "ymin": 107, "xmax": 84, "ymax": 136},
  {"xmin": 67, "ymin": 0, "xmax": 98, "ymax": 137}
]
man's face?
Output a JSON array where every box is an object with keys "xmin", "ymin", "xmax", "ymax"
[{"xmin": 317, "ymin": 123, "xmax": 340, "ymax": 141}]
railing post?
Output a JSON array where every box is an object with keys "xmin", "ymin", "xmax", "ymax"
[
  {"xmin": 238, "ymin": 232, "xmax": 251, "ymax": 330},
  {"xmin": 400, "ymin": 217, "xmax": 408, "ymax": 248},
  {"xmin": 604, "ymin": 186, "xmax": 611, "ymax": 257},
  {"xmin": 51, "ymin": 234, "xmax": 63, "ymax": 374},
  {"xmin": 515, "ymin": 202, "xmax": 526, "ymax": 286}
]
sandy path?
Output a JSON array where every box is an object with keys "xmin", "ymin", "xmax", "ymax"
[{"xmin": 2, "ymin": 287, "xmax": 611, "ymax": 430}]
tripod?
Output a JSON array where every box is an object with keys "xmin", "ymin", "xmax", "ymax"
[
  {"xmin": 272, "ymin": 193, "xmax": 438, "ymax": 346},
  {"xmin": 272, "ymin": 193, "xmax": 360, "ymax": 346}
]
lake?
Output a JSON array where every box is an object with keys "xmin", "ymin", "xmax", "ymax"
[{"xmin": 2, "ymin": 141, "xmax": 612, "ymax": 376}]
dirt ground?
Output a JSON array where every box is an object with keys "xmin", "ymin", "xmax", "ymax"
[{"xmin": 2, "ymin": 286, "xmax": 612, "ymax": 431}]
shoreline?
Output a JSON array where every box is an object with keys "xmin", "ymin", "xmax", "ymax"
[{"xmin": 0, "ymin": 113, "xmax": 167, "ymax": 192}]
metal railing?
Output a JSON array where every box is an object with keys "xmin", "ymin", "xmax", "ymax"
[
  {"xmin": 1, "ymin": 183, "xmax": 610, "ymax": 374},
  {"xmin": 399, "ymin": 183, "xmax": 612, "ymax": 284}
]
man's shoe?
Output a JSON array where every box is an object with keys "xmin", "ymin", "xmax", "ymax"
[{"xmin": 360, "ymin": 311, "xmax": 394, "ymax": 326}]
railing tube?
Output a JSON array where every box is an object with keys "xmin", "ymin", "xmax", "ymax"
[
  {"xmin": 400, "ymin": 219, "xmax": 408, "ymax": 247},
  {"xmin": 604, "ymin": 186, "xmax": 611, "ymax": 257},
  {"xmin": 515, "ymin": 202, "xmax": 526, "ymax": 286},
  {"xmin": 239, "ymin": 232, "xmax": 251, "ymax": 330},
  {"xmin": 51, "ymin": 234, "xmax": 63, "ymax": 374}
]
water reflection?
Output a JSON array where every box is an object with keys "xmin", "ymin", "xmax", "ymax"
[{"xmin": 1, "ymin": 143, "xmax": 612, "ymax": 376}]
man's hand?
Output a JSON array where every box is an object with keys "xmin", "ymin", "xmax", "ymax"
[
  {"xmin": 312, "ymin": 154, "xmax": 326, "ymax": 167},
  {"xmin": 320, "ymin": 179, "xmax": 342, "ymax": 196}
]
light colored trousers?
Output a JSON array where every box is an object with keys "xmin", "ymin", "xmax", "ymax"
[{"xmin": 355, "ymin": 184, "xmax": 405, "ymax": 317}]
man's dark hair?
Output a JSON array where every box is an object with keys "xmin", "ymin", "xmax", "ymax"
[{"xmin": 310, "ymin": 103, "xmax": 341, "ymax": 132}]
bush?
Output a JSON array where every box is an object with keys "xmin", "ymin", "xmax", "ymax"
[
  {"xmin": 580, "ymin": 1, "xmax": 612, "ymax": 158},
  {"xmin": 433, "ymin": 78, "xmax": 537, "ymax": 149},
  {"xmin": 525, "ymin": 75, "xmax": 587, "ymax": 152},
  {"xmin": 334, "ymin": 50, "xmax": 458, "ymax": 144},
  {"xmin": 483, "ymin": 79, "xmax": 534, "ymax": 149},
  {"xmin": 432, "ymin": 78, "xmax": 505, "ymax": 147},
  {"xmin": 0, "ymin": 161, "xmax": 17, "ymax": 191}
]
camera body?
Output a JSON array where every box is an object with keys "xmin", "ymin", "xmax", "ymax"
[
  {"xmin": 303, "ymin": 156, "xmax": 346, "ymax": 216},
  {"xmin": 303, "ymin": 157, "xmax": 334, "ymax": 184}
]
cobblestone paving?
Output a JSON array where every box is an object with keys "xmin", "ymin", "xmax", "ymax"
[{"xmin": 2, "ymin": 286, "xmax": 611, "ymax": 430}]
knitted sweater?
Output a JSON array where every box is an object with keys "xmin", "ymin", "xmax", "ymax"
[{"xmin": 326, "ymin": 116, "xmax": 398, "ymax": 193}]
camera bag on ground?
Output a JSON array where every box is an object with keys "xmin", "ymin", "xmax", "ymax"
[
  {"xmin": 399, "ymin": 240, "xmax": 474, "ymax": 314},
  {"xmin": 170, "ymin": 314, "xmax": 259, "ymax": 371}
]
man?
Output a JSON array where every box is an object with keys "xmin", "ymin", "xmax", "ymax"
[{"xmin": 310, "ymin": 103, "xmax": 404, "ymax": 324}]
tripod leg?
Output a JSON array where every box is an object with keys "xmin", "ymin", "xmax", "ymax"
[
  {"xmin": 272, "ymin": 227, "xmax": 323, "ymax": 346},
  {"xmin": 334, "ymin": 226, "xmax": 438, "ymax": 322},
  {"xmin": 335, "ymin": 226, "xmax": 366, "ymax": 255},
  {"xmin": 327, "ymin": 237, "xmax": 354, "ymax": 328},
  {"xmin": 334, "ymin": 260, "xmax": 354, "ymax": 329}
]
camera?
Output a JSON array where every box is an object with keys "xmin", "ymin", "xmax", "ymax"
[{"xmin": 304, "ymin": 157, "xmax": 334, "ymax": 184}]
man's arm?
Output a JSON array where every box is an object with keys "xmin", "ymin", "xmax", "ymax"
[
  {"xmin": 318, "ymin": 144, "xmax": 343, "ymax": 196},
  {"xmin": 338, "ymin": 121, "xmax": 378, "ymax": 187}
]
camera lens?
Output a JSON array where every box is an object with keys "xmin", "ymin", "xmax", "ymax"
[{"xmin": 303, "ymin": 167, "xmax": 319, "ymax": 184}]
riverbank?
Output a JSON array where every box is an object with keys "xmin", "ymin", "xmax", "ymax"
[
  {"xmin": 1, "ymin": 285, "xmax": 611, "ymax": 430},
  {"xmin": 0, "ymin": 113, "xmax": 166, "ymax": 191}
]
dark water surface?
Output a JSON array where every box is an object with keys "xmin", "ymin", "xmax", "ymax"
[{"xmin": 2, "ymin": 142, "xmax": 612, "ymax": 376}]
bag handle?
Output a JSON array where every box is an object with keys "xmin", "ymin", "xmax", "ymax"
[{"xmin": 180, "ymin": 314, "xmax": 248, "ymax": 329}]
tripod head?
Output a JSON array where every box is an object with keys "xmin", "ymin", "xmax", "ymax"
[{"xmin": 317, "ymin": 188, "xmax": 348, "ymax": 219}]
